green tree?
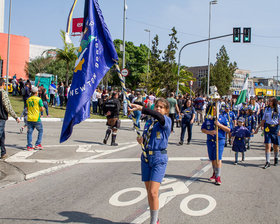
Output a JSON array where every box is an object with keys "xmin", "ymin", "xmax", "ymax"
[
  {"xmin": 24, "ymin": 56, "xmax": 53, "ymax": 80},
  {"xmin": 107, "ymin": 39, "xmax": 148, "ymax": 90},
  {"xmin": 159, "ymin": 27, "xmax": 180, "ymax": 95},
  {"xmin": 210, "ymin": 45, "xmax": 237, "ymax": 96}
]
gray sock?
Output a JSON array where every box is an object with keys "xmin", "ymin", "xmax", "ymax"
[
  {"xmin": 235, "ymin": 152, "xmax": 238, "ymax": 163},
  {"xmin": 215, "ymin": 168, "xmax": 221, "ymax": 177},
  {"xmin": 266, "ymin": 152, "xmax": 270, "ymax": 163},
  {"xmin": 274, "ymin": 151, "xmax": 279, "ymax": 159},
  {"xmin": 150, "ymin": 210, "xmax": 159, "ymax": 224}
]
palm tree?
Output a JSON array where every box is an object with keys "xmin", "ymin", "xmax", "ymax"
[{"xmin": 47, "ymin": 30, "xmax": 77, "ymax": 85}]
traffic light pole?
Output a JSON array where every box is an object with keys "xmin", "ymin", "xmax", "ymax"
[{"xmin": 176, "ymin": 33, "xmax": 234, "ymax": 97}]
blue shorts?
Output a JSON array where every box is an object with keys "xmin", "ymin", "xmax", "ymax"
[
  {"xmin": 264, "ymin": 126, "xmax": 280, "ymax": 145},
  {"xmin": 141, "ymin": 151, "xmax": 168, "ymax": 183},
  {"xmin": 207, "ymin": 139, "xmax": 225, "ymax": 161}
]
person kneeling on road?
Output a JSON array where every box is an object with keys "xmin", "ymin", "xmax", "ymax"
[
  {"xmin": 103, "ymin": 92, "xmax": 121, "ymax": 146},
  {"xmin": 26, "ymin": 86, "xmax": 44, "ymax": 151}
]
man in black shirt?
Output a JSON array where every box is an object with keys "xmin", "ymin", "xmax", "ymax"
[{"xmin": 103, "ymin": 92, "xmax": 121, "ymax": 146}]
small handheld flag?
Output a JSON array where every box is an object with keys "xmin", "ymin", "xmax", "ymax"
[{"xmin": 60, "ymin": 0, "xmax": 118, "ymax": 143}]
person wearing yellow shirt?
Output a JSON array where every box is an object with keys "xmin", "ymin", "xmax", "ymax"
[{"xmin": 26, "ymin": 86, "xmax": 44, "ymax": 151}]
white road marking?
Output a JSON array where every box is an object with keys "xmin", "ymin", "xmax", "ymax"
[
  {"xmin": 130, "ymin": 163, "xmax": 212, "ymax": 224},
  {"xmin": 18, "ymin": 143, "xmax": 138, "ymax": 180},
  {"xmin": 180, "ymin": 194, "xmax": 217, "ymax": 216}
]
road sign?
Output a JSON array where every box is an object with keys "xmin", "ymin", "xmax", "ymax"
[{"xmin": 121, "ymin": 68, "xmax": 129, "ymax": 77}]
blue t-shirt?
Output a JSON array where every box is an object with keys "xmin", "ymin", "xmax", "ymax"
[
  {"xmin": 201, "ymin": 114, "xmax": 229, "ymax": 141},
  {"xmin": 143, "ymin": 115, "xmax": 171, "ymax": 151},
  {"xmin": 231, "ymin": 126, "xmax": 251, "ymax": 138},
  {"xmin": 223, "ymin": 111, "xmax": 236, "ymax": 128},
  {"xmin": 262, "ymin": 107, "xmax": 280, "ymax": 125},
  {"xmin": 181, "ymin": 106, "xmax": 195, "ymax": 122}
]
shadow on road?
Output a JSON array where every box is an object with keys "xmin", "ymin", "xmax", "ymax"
[
  {"xmin": 74, "ymin": 140, "xmax": 103, "ymax": 145},
  {"xmin": 0, "ymin": 211, "xmax": 129, "ymax": 224}
]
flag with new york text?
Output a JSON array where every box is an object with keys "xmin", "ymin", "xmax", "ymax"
[{"xmin": 60, "ymin": 0, "xmax": 118, "ymax": 143}]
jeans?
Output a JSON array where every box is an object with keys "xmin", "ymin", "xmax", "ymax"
[
  {"xmin": 180, "ymin": 120, "xmax": 193, "ymax": 143},
  {"xmin": 27, "ymin": 121, "xmax": 43, "ymax": 147},
  {"xmin": 169, "ymin": 113, "xmax": 175, "ymax": 132},
  {"xmin": 123, "ymin": 100, "xmax": 128, "ymax": 116},
  {"xmin": 41, "ymin": 101, "xmax": 49, "ymax": 116},
  {"xmin": 92, "ymin": 101, "xmax": 98, "ymax": 114},
  {"xmin": 134, "ymin": 110, "xmax": 141, "ymax": 129},
  {"xmin": 0, "ymin": 120, "xmax": 6, "ymax": 156}
]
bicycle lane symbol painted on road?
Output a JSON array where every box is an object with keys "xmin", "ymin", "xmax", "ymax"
[{"xmin": 109, "ymin": 163, "xmax": 217, "ymax": 223}]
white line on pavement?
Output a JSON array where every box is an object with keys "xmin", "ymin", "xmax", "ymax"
[{"xmin": 130, "ymin": 163, "xmax": 212, "ymax": 224}]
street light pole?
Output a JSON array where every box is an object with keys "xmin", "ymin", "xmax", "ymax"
[
  {"xmin": 207, "ymin": 0, "xmax": 217, "ymax": 97},
  {"xmin": 144, "ymin": 29, "xmax": 150, "ymax": 82},
  {"xmin": 122, "ymin": 0, "xmax": 127, "ymax": 115},
  {"xmin": 6, "ymin": 0, "xmax": 12, "ymax": 93}
]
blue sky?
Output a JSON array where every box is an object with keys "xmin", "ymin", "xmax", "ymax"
[{"xmin": 3, "ymin": 0, "xmax": 280, "ymax": 78}]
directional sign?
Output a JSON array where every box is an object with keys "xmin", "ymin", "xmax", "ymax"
[{"xmin": 121, "ymin": 68, "xmax": 129, "ymax": 77}]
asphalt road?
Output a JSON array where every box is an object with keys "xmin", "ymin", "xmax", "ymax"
[{"xmin": 0, "ymin": 120, "xmax": 279, "ymax": 224}]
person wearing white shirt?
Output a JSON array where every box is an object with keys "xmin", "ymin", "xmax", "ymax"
[{"xmin": 91, "ymin": 90, "xmax": 98, "ymax": 114}]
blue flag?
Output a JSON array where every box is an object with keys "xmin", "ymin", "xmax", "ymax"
[{"xmin": 60, "ymin": 0, "xmax": 118, "ymax": 143}]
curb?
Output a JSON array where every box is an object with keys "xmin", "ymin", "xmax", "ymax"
[{"xmin": 8, "ymin": 117, "xmax": 132, "ymax": 122}]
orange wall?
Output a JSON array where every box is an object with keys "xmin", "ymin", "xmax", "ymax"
[{"xmin": 0, "ymin": 33, "xmax": 29, "ymax": 80}]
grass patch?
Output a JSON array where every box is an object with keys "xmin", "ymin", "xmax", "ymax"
[{"xmin": 9, "ymin": 95, "xmax": 127, "ymax": 119}]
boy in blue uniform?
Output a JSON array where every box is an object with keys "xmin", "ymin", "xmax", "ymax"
[
  {"xmin": 231, "ymin": 117, "xmax": 251, "ymax": 164},
  {"xmin": 201, "ymin": 102, "xmax": 231, "ymax": 185},
  {"xmin": 256, "ymin": 98, "xmax": 280, "ymax": 168},
  {"xmin": 130, "ymin": 98, "xmax": 171, "ymax": 224}
]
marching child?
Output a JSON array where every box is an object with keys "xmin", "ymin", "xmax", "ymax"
[
  {"xmin": 231, "ymin": 117, "xmax": 251, "ymax": 164},
  {"xmin": 129, "ymin": 98, "xmax": 171, "ymax": 224},
  {"xmin": 201, "ymin": 102, "xmax": 230, "ymax": 185}
]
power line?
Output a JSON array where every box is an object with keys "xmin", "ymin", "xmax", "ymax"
[{"xmin": 127, "ymin": 17, "xmax": 280, "ymax": 49}]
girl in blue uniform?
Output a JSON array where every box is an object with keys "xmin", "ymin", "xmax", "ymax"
[
  {"xmin": 130, "ymin": 98, "xmax": 171, "ymax": 224},
  {"xmin": 231, "ymin": 117, "xmax": 251, "ymax": 164},
  {"xmin": 201, "ymin": 102, "xmax": 230, "ymax": 185},
  {"xmin": 256, "ymin": 98, "xmax": 280, "ymax": 169}
]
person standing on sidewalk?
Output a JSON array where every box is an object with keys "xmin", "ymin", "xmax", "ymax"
[
  {"xmin": 0, "ymin": 78, "xmax": 20, "ymax": 159},
  {"xmin": 26, "ymin": 86, "xmax": 44, "ymax": 151}
]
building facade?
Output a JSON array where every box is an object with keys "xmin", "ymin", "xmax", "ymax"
[{"xmin": 0, "ymin": 33, "xmax": 29, "ymax": 80}]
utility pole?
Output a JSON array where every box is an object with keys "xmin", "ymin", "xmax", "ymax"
[
  {"xmin": 6, "ymin": 0, "xmax": 12, "ymax": 93},
  {"xmin": 277, "ymin": 56, "xmax": 279, "ymax": 97}
]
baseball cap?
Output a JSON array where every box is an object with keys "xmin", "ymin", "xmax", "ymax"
[
  {"xmin": 238, "ymin": 117, "xmax": 245, "ymax": 123},
  {"xmin": 31, "ymin": 86, "xmax": 38, "ymax": 93}
]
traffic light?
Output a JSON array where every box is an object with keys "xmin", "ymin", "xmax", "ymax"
[
  {"xmin": 233, "ymin": 27, "xmax": 241, "ymax": 42},
  {"xmin": 243, "ymin": 27, "xmax": 251, "ymax": 43}
]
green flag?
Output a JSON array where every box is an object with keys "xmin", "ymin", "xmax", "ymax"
[{"xmin": 235, "ymin": 74, "xmax": 249, "ymax": 105}]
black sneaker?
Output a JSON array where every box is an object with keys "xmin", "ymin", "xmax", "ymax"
[
  {"xmin": 103, "ymin": 139, "xmax": 107, "ymax": 144},
  {"xmin": 178, "ymin": 141, "xmax": 183, "ymax": 145},
  {"xmin": 274, "ymin": 158, "xmax": 278, "ymax": 166},
  {"xmin": 187, "ymin": 141, "xmax": 190, "ymax": 145},
  {"xmin": 263, "ymin": 162, "xmax": 270, "ymax": 169},
  {"xmin": 111, "ymin": 142, "xmax": 118, "ymax": 146}
]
